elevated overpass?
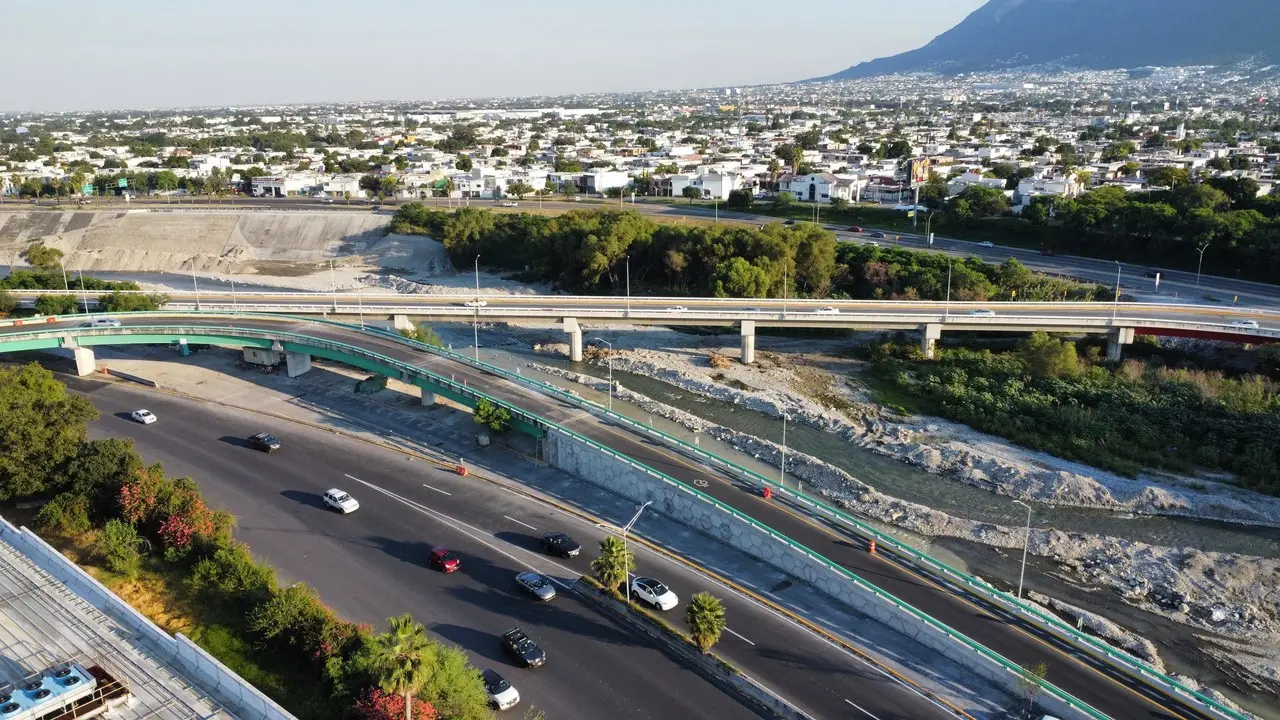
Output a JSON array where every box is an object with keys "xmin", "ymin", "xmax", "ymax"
[
  {"xmin": 10, "ymin": 290, "xmax": 1280, "ymax": 363},
  {"xmin": 0, "ymin": 312, "xmax": 1251, "ymax": 720}
]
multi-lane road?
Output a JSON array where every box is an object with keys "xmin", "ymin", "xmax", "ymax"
[
  {"xmin": 6, "ymin": 313, "xmax": 1225, "ymax": 720},
  {"xmin": 69, "ymin": 377, "xmax": 961, "ymax": 720}
]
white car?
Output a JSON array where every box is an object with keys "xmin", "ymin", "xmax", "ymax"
[
  {"xmin": 82, "ymin": 317, "xmax": 122, "ymax": 328},
  {"xmin": 667, "ymin": 306, "xmax": 689, "ymax": 312},
  {"xmin": 969, "ymin": 309, "xmax": 997, "ymax": 317},
  {"xmin": 483, "ymin": 669, "xmax": 520, "ymax": 711},
  {"xmin": 322, "ymin": 489, "xmax": 360, "ymax": 514},
  {"xmin": 499, "ymin": 201, "xmax": 519, "ymax": 208},
  {"xmin": 630, "ymin": 576, "xmax": 678, "ymax": 611},
  {"xmin": 130, "ymin": 409, "xmax": 157, "ymax": 425},
  {"xmin": 464, "ymin": 299, "xmax": 488, "ymax": 308},
  {"xmin": 813, "ymin": 306, "xmax": 840, "ymax": 315},
  {"xmin": 1230, "ymin": 319, "xmax": 1260, "ymax": 329},
  {"xmin": 976, "ymin": 241, "xmax": 995, "ymax": 248},
  {"xmin": 865, "ymin": 241, "xmax": 880, "ymax": 247}
]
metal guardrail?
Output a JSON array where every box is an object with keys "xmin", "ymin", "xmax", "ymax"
[
  {"xmin": 0, "ymin": 312, "xmax": 1248, "ymax": 720},
  {"xmin": 360, "ymin": 324, "xmax": 1249, "ymax": 720}
]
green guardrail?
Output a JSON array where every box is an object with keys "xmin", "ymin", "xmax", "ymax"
[
  {"xmin": 5, "ymin": 312, "xmax": 1240, "ymax": 720},
  {"xmin": 360, "ymin": 323, "xmax": 1245, "ymax": 720}
]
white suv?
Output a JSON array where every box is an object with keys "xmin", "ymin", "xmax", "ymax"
[
  {"xmin": 630, "ymin": 576, "xmax": 678, "ymax": 611},
  {"xmin": 322, "ymin": 489, "xmax": 360, "ymax": 514}
]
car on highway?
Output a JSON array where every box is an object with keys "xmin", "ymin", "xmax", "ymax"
[
  {"xmin": 322, "ymin": 489, "xmax": 360, "ymax": 514},
  {"xmin": 1039, "ymin": 248, "xmax": 1056, "ymax": 256},
  {"xmin": 783, "ymin": 219, "xmax": 796, "ymax": 225},
  {"xmin": 514, "ymin": 572, "xmax": 556, "ymax": 601},
  {"xmin": 813, "ymin": 306, "xmax": 840, "ymax": 314},
  {"xmin": 848, "ymin": 225, "xmax": 863, "ymax": 232},
  {"xmin": 483, "ymin": 669, "xmax": 520, "ymax": 711},
  {"xmin": 1142, "ymin": 271, "xmax": 1160, "ymax": 278},
  {"xmin": 81, "ymin": 317, "xmax": 122, "ymax": 328},
  {"xmin": 428, "ymin": 546, "xmax": 461, "ymax": 573},
  {"xmin": 666, "ymin": 306, "xmax": 689, "ymax": 312},
  {"xmin": 1230, "ymin": 319, "xmax": 1260, "ymax": 329},
  {"xmin": 540, "ymin": 531, "xmax": 581, "ymax": 558},
  {"xmin": 976, "ymin": 240, "xmax": 995, "ymax": 248},
  {"xmin": 501, "ymin": 627, "xmax": 546, "ymax": 668},
  {"xmin": 498, "ymin": 201, "xmax": 519, "ymax": 208},
  {"xmin": 865, "ymin": 241, "xmax": 880, "ymax": 247},
  {"xmin": 969, "ymin": 309, "xmax": 997, "ymax": 317},
  {"xmin": 743, "ymin": 306, "xmax": 762, "ymax": 313},
  {"xmin": 869, "ymin": 231, "xmax": 886, "ymax": 239},
  {"xmin": 247, "ymin": 432, "xmax": 281, "ymax": 452},
  {"xmin": 629, "ymin": 576, "xmax": 678, "ymax": 611},
  {"xmin": 464, "ymin": 299, "xmax": 488, "ymax": 308},
  {"xmin": 130, "ymin": 409, "xmax": 157, "ymax": 425}
]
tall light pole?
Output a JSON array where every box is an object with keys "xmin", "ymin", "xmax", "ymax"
[
  {"xmin": 779, "ymin": 413, "xmax": 788, "ymax": 488},
  {"xmin": 782, "ymin": 265, "xmax": 788, "ymax": 316},
  {"xmin": 329, "ymin": 258, "xmax": 338, "ymax": 310},
  {"xmin": 621, "ymin": 500, "xmax": 653, "ymax": 606},
  {"xmin": 77, "ymin": 268, "xmax": 89, "ymax": 314},
  {"xmin": 625, "ymin": 255, "xmax": 631, "ymax": 317},
  {"xmin": 191, "ymin": 264, "xmax": 201, "ymax": 311},
  {"xmin": 473, "ymin": 255, "xmax": 481, "ymax": 360},
  {"xmin": 592, "ymin": 337, "xmax": 614, "ymax": 411},
  {"xmin": 1195, "ymin": 242, "xmax": 1210, "ymax": 287},
  {"xmin": 1112, "ymin": 261, "xmax": 1122, "ymax": 321},
  {"xmin": 925, "ymin": 211, "xmax": 936, "ymax": 246},
  {"xmin": 1013, "ymin": 500, "xmax": 1032, "ymax": 600},
  {"xmin": 944, "ymin": 262, "xmax": 952, "ymax": 318},
  {"xmin": 231, "ymin": 278, "xmax": 237, "ymax": 312}
]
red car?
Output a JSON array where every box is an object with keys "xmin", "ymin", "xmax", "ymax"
[
  {"xmin": 849, "ymin": 225, "xmax": 864, "ymax": 233},
  {"xmin": 428, "ymin": 546, "xmax": 461, "ymax": 573}
]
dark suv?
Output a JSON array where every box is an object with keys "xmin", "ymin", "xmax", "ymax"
[
  {"xmin": 248, "ymin": 432, "xmax": 281, "ymax": 452},
  {"xmin": 501, "ymin": 627, "xmax": 546, "ymax": 668},
  {"xmin": 540, "ymin": 532, "xmax": 581, "ymax": 558}
]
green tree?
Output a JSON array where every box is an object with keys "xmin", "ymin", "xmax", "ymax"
[
  {"xmin": 23, "ymin": 242, "xmax": 64, "ymax": 271},
  {"xmin": 0, "ymin": 289, "xmax": 16, "ymax": 316},
  {"xmin": 685, "ymin": 592, "xmax": 727, "ymax": 652},
  {"xmin": 725, "ymin": 188, "xmax": 753, "ymax": 211},
  {"xmin": 0, "ymin": 363, "xmax": 97, "ymax": 499},
  {"xmin": 414, "ymin": 643, "xmax": 490, "ymax": 720},
  {"xmin": 368, "ymin": 614, "xmax": 437, "ymax": 720},
  {"xmin": 506, "ymin": 181, "xmax": 534, "ymax": 199},
  {"xmin": 918, "ymin": 172, "xmax": 949, "ymax": 209},
  {"xmin": 35, "ymin": 294, "xmax": 83, "ymax": 315},
  {"xmin": 681, "ymin": 185, "xmax": 702, "ymax": 203},
  {"xmin": 774, "ymin": 143, "xmax": 804, "ymax": 172},
  {"xmin": 1020, "ymin": 332, "xmax": 1080, "ymax": 378},
  {"xmin": 772, "ymin": 189, "xmax": 795, "ymax": 209},
  {"xmin": 472, "ymin": 399, "xmax": 511, "ymax": 433},
  {"xmin": 97, "ymin": 291, "xmax": 169, "ymax": 312},
  {"xmin": 398, "ymin": 326, "xmax": 443, "ymax": 347},
  {"xmin": 454, "ymin": 155, "xmax": 473, "ymax": 172},
  {"xmin": 95, "ymin": 518, "xmax": 144, "ymax": 577},
  {"xmin": 1016, "ymin": 662, "xmax": 1049, "ymax": 717},
  {"xmin": 153, "ymin": 170, "xmax": 180, "ymax": 193},
  {"xmin": 591, "ymin": 535, "xmax": 634, "ymax": 593},
  {"xmin": 712, "ymin": 257, "xmax": 770, "ymax": 298}
]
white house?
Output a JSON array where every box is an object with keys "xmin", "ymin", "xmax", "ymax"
[
  {"xmin": 251, "ymin": 175, "xmax": 315, "ymax": 197},
  {"xmin": 1014, "ymin": 175, "xmax": 1083, "ymax": 209},
  {"xmin": 691, "ymin": 172, "xmax": 745, "ymax": 200},
  {"xmin": 781, "ymin": 172, "xmax": 839, "ymax": 203}
]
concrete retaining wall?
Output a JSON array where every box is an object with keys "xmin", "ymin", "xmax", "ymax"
[
  {"xmin": 0, "ymin": 517, "xmax": 295, "ymax": 720},
  {"xmin": 544, "ymin": 428, "xmax": 1088, "ymax": 720}
]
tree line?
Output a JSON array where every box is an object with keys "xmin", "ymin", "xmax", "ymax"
[
  {"xmin": 388, "ymin": 204, "xmax": 1105, "ymax": 302},
  {"xmin": 0, "ymin": 363, "xmax": 494, "ymax": 720}
]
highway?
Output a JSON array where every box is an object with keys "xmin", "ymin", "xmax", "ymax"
[
  {"xmin": 15, "ymin": 193, "xmax": 1280, "ymax": 308},
  {"xmin": 7, "ymin": 313, "xmax": 1224, "ymax": 720},
  {"xmin": 66, "ymin": 376, "xmax": 962, "ymax": 720}
]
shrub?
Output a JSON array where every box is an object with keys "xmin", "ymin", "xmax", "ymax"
[
  {"xmin": 353, "ymin": 688, "xmax": 437, "ymax": 720},
  {"xmin": 34, "ymin": 294, "xmax": 80, "ymax": 315},
  {"xmin": 472, "ymin": 399, "xmax": 511, "ymax": 433},
  {"xmin": 35, "ymin": 492, "xmax": 92, "ymax": 535},
  {"xmin": 0, "ymin": 289, "xmax": 15, "ymax": 316},
  {"xmin": 95, "ymin": 519, "xmax": 143, "ymax": 577},
  {"xmin": 188, "ymin": 544, "xmax": 278, "ymax": 610},
  {"xmin": 398, "ymin": 325, "xmax": 443, "ymax": 347},
  {"xmin": 97, "ymin": 291, "xmax": 169, "ymax": 312}
]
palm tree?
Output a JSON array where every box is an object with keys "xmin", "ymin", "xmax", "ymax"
[
  {"xmin": 368, "ymin": 613, "xmax": 437, "ymax": 720},
  {"xmin": 591, "ymin": 535, "xmax": 633, "ymax": 593},
  {"xmin": 685, "ymin": 592, "xmax": 727, "ymax": 652}
]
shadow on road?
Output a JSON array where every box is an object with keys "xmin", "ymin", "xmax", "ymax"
[
  {"xmin": 365, "ymin": 534, "xmax": 433, "ymax": 568},
  {"xmin": 279, "ymin": 489, "xmax": 328, "ymax": 511},
  {"xmin": 432, "ymin": 624, "xmax": 510, "ymax": 666},
  {"xmin": 112, "ymin": 411, "xmax": 139, "ymax": 423},
  {"xmin": 218, "ymin": 435, "xmax": 253, "ymax": 449},
  {"xmin": 494, "ymin": 530, "xmax": 541, "ymax": 553}
]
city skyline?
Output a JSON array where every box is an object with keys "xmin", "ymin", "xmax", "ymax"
[{"xmin": 4, "ymin": 0, "xmax": 986, "ymax": 112}]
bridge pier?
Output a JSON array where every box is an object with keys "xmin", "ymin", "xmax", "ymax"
[
  {"xmin": 393, "ymin": 314, "xmax": 414, "ymax": 331},
  {"xmin": 71, "ymin": 346, "xmax": 95, "ymax": 376},
  {"xmin": 740, "ymin": 320, "xmax": 756, "ymax": 364},
  {"xmin": 422, "ymin": 391, "xmax": 439, "ymax": 406},
  {"xmin": 1106, "ymin": 327, "xmax": 1134, "ymax": 362},
  {"xmin": 563, "ymin": 318, "xmax": 583, "ymax": 362},
  {"xmin": 285, "ymin": 351, "xmax": 312, "ymax": 377},
  {"xmin": 920, "ymin": 323, "xmax": 942, "ymax": 360}
]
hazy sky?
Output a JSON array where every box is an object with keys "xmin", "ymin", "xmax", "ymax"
[{"xmin": 4, "ymin": 0, "xmax": 986, "ymax": 112}]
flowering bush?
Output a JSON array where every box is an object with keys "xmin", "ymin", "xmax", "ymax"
[{"xmin": 352, "ymin": 688, "xmax": 437, "ymax": 720}]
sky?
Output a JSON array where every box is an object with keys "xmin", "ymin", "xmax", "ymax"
[{"xmin": 3, "ymin": 0, "xmax": 987, "ymax": 112}]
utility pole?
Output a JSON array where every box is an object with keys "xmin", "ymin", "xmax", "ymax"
[
  {"xmin": 1196, "ymin": 242, "xmax": 1210, "ymax": 287},
  {"xmin": 1014, "ymin": 500, "xmax": 1032, "ymax": 600},
  {"xmin": 473, "ymin": 255, "xmax": 481, "ymax": 360},
  {"xmin": 621, "ymin": 501, "xmax": 652, "ymax": 607},
  {"xmin": 625, "ymin": 255, "xmax": 631, "ymax": 317}
]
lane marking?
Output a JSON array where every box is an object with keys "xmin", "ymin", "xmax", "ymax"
[
  {"xmin": 504, "ymin": 515, "xmax": 537, "ymax": 531},
  {"xmin": 844, "ymin": 698, "xmax": 884, "ymax": 719},
  {"xmin": 723, "ymin": 626, "xmax": 754, "ymax": 646},
  {"xmin": 422, "ymin": 483, "xmax": 452, "ymax": 496}
]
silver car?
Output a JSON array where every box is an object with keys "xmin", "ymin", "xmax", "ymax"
[{"xmin": 514, "ymin": 572, "xmax": 556, "ymax": 601}]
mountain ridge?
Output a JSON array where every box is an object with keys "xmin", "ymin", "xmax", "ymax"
[{"xmin": 811, "ymin": 0, "xmax": 1280, "ymax": 80}]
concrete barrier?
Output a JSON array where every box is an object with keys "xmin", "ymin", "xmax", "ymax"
[
  {"xmin": 0, "ymin": 516, "xmax": 295, "ymax": 720},
  {"xmin": 544, "ymin": 429, "xmax": 1091, "ymax": 720}
]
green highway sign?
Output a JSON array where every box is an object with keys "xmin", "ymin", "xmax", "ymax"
[
  {"xmin": 82, "ymin": 184, "xmax": 94, "ymax": 195},
  {"xmin": 117, "ymin": 178, "xmax": 128, "ymax": 188}
]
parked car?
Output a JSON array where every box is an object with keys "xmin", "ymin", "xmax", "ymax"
[
  {"xmin": 813, "ymin": 306, "xmax": 840, "ymax": 315},
  {"xmin": 501, "ymin": 627, "xmax": 546, "ymax": 668},
  {"xmin": 976, "ymin": 240, "xmax": 995, "ymax": 248},
  {"xmin": 483, "ymin": 669, "xmax": 520, "ymax": 711},
  {"xmin": 130, "ymin": 409, "xmax": 157, "ymax": 425},
  {"xmin": 465, "ymin": 299, "xmax": 488, "ymax": 308},
  {"xmin": 969, "ymin": 309, "xmax": 997, "ymax": 317},
  {"xmin": 428, "ymin": 546, "xmax": 461, "ymax": 572},
  {"xmin": 1230, "ymin": 319, "xmax": 1260, "ymax": 329},
  {"xmin": 629, "ymin": 576, "xmax": 678, "ymax": 611},
  {"xmin": 322, "ymin": 488, "xmax": 360, "ymax": 514},
  {"xmin": 514, "ymin": 572, "xmax": 556, "ymax": 601},
  {"xmin": 247, "ymin": 432, "xmax": 281, "ymax": 452},
  {"xmin": 540, "ymin": 532, "xmax": 581, "ymax": 558}
]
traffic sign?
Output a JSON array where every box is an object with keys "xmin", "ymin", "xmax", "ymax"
[
  {"xmin": 82, "ymin": 184, "xmax": 93, "ymax": 195},
  {"xmin": 117, "ymin": 178, "xmax": 128, "ymax": 188}
]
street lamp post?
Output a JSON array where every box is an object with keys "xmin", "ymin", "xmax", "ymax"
[
  {"xmin": 625, "ymin": 255, "xmax": 631, "ymax": 317},
  {"xmin": 191, "ymin": 266, "xmax": 201, "ymax": 311},
  {"xmin": 1112, "ymin": 261, "xmax": 1122, "ymax": 321},
  {"xmin": 473, "ymin": 255, "xmax": 481, "ymax": 361},
  {"xmin": 780, "ymin": 413, "xmax": 788, "ymax": 488},
  {"xmin": 944, "ymin": 262, "xmax": 952, "ymax": 318},
  {"xmin": 925, "ymin": 211, "xmax": 936, "ymax": 246},
  {"xmin": 77, "ymin": 268, "xmax": 89, "ymax": 314},
  {"xmin": 592, "ymin": 337, "xmax": 614, "ymax": 411},
  {"xmin": 621, "ymin": 500, "xmax": 653, "ymax": 606},
  {"xmin": 231, "ymin": 278, "xmax": 237, "ymax": 312},
  {"xmin": 1195, "ymin": 242, "xmax": 1210, "ymax": 287},
  {"xmin": 1013, "ymin": 500, "xmax": 1033, "ymax": 600},
  {"xmin": 329, "ymin": 258, "xmax": 338, "ymax": 310}
]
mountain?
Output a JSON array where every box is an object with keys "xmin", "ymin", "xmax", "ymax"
[{"xmin": 813, "ymin": 0, "xmax": 1280, "ymax": 80}]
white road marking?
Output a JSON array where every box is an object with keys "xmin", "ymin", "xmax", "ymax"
[
  {"xmin": 504, "ymin": 515, "xmax": 538, "ymax": 531},
  {"xmin": 346, "ymin": 476, "xmax": 576, "ymax": 589},
  {"xmin": 844, "ymin": 698, "xmax": 884, "ymax": 719},
  {"xmin": 421, "ymin": 483, "xmax": 452, "ymax": 496},
  {"xmin": 724, "ymin": 627, "xmax": 755, "ymax": 646}
]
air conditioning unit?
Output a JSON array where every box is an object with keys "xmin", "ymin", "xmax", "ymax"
[{"xmin": 0, "ymin": 664, "xmax": 97, "ymax": 720}]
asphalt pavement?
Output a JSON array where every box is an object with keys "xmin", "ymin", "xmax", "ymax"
[{"xmin": 69, "ymin": 377, "xmax": 961, "ymax": 720}]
